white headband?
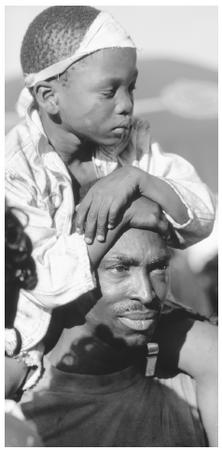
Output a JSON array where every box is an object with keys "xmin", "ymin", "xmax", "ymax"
[{"xmin": 24, "ymin": 11, "xmax": 136, "ymax": 88}]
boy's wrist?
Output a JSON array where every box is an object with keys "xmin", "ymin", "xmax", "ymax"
[
  {"xmin": 138, "ymin": 173, "xmax": 189, "ymax": 225},
  {"xmin": 137, "ymin": 171, "xmax": 159, "ymax": 202}
]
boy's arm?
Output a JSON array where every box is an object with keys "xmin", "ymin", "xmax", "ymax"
[
  {"xmin": 142, "ymin": 141, "xmax": 216, "ymax": 248},
  {"xmin": 76, "ymin": 152, "xmax": 215, "ymax": 249},
  {"xmin": 155, "ymin": 312, "xmax": 218, "ymax": 446}
]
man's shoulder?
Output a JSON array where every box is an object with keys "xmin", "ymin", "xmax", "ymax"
[
  {"xmin": 155, "ymin": 372, "xmax": 198, "ymax": 412},
  {"xmin": 140, "ymin": 369, "xmax": 205, "ymax": 444}
]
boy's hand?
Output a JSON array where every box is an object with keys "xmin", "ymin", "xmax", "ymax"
[
  {"xmin": 76, "ymin": 167, "xmax": 142, "ymax": 243},
  {"xmin": 123, "ymin": 197, "xmax": 169, "ymax": 236}
]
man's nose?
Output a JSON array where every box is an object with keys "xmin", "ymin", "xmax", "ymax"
[
  {"xmin": 131, "ymin": 271, "xmax": 154, "ymax": 305},
  {"xmin": 115, "ymin": 89, "xmax": 133, "ymax": 115}
]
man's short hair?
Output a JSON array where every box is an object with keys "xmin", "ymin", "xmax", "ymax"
[{"xmin": 20, "ymin": 6, "xmax": 100, "ymax": 75}]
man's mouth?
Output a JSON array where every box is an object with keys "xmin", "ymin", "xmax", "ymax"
[
  {"xmin": 119, "ymin": 310, "xmax": 158, "ymax": 320},
  {"xmin": 115, "ymin": 302, "xmax": 160, "ymax": 331},
  {"xmin": 118, "ymin": 316, "xmax": 157, "ymax": 331}
]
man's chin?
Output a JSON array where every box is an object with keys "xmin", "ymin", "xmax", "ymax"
[{"xmin": 122, "ymin": 332, "xmax": 152, "ymax": 348}]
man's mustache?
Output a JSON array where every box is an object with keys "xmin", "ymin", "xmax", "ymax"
[{"xmin": 112, "ymin": 299, "xmax": 161, "ymax": 315}]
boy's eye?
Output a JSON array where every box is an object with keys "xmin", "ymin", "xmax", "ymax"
[
  {"xmin": 129, "ymin": 82, "xmax": 136, "ymax": 93},
  {"xmin": 101, "ymin": 89, "xmax": 115, "ymax": 99}
]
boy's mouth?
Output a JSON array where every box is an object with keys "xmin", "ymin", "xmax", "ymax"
[
  {"xmin": 111, "ymin": 123, "xmax": 131, "ymax": 137},
  {"xmin": 112, "ymin": 128, "xmax": 128, "ymax": 135},
  {"xmin": 113, "ymin": 120, "xmax": 132, "ymax": 130}
]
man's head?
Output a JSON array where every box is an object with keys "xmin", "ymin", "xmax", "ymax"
[
  {"xmin": 48, "ymin": 227, "xmax": 170, "ymax": 371},
  {"xmin": 85, "ymin": 228, "xmax": 170, "ymax": 348},
  {"xmin": 20, "ymin": 6, "xmax": 137, "ymax": 148}
]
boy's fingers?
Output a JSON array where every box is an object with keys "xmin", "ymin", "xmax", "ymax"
[
  {"xmin": 108, "ymin": 198, "xmax": 126, "ymax": 228},
  {"xmin": 84, "ymin": 201, "xmax": 101, "ymax": 244},
  {"xmin": 96, "ymin": 204, "xmax": 109, "ymax": 242},
  {"xmin": 158, "ymin": 223, "xmax": 169, "ymax": 238},
  {"xmin": 158, "ymin": 217, "xmax": 169, "ymax": 234},
  {"xmin": 76, "ymin": 195, "xmax": 92, "ymax": 233}
]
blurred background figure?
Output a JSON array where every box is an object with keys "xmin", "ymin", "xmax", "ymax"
[
  {"xmin": 5, "ymin": 6, "xmax": 217, "ymax": 316},
  {"xmin": 5, "ymin": 205, "xmax": 42, "ymax": 446},
  {"xmin": 5, "ymin": 206, "xmax": 37, "ymax": 329},
  {"xmin": 169, "ymin": 205, "xmax": 218, "ymax": 319}
]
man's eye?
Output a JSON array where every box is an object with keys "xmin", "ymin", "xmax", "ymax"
[
  {"xmin": 152, "ymin": 264, "xmax": 168, "ymax": 275},
  {"xmin": 110, "ymin": 265, "xmax": 129, "ymax": 273}
]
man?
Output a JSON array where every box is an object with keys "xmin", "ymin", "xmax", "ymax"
[{"xmin": 21, "ymin": 227, "xmax": 207, "ymax": 446}]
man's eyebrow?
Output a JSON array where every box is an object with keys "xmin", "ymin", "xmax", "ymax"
[
  {"xmin": 103, "ymin": 252, "xmax": 170, "ymax": 268},
  {"xmin": 102, "ymin": 255, "xmax": 140, "ymax": 266},
  {"xmin": 149, "ymin": 254, "xmax": 171, "ymax": 270},
  {"xmin": 150, "ymin": 248, "xmax": 171, "ymax": 263}
]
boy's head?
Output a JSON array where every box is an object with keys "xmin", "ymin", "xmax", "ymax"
[
  {"xmin": 20, "ymin": 6, "xmax": 137, "ymax": 148},
  {"xmin": 20, "ymin": 6, "xmax": 100, "ymax": 75}
]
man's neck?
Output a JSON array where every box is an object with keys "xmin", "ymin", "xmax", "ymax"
[{"xmin": 48, "ymin": 326, "xmax": 146, "ymax": 376}]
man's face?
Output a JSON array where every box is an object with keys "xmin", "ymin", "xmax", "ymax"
[
  {"xmin": 55, "ymin": 47, "xmax": 137, "ymax": 147},
  {"xmin": 86, "ymin": 229, "xmax": 170, "ymax": 347}
]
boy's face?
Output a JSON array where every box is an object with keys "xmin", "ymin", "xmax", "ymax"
[{"xmin": 55, "ymin": 47, "xmax": 137, "ymax": 147}]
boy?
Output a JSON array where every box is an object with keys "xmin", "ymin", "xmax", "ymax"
[{"xmin": 5, "ymin": 6, "xmax": 217, "ymax": 444}]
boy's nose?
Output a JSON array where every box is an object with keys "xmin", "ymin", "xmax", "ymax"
[{"xmin": 115, "ymin": 91, "xmax": 133, "ymax": 115}]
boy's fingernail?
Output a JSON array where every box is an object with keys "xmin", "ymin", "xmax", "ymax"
[
  {"xmin": 97, "ymin": 235, "xmax": 104, "ymax": 242},
  {"xmin": 85, "ymin": 237, "xmax": 92, "ymax": 244},
  {"xmin": 108, "ymin": 224, "xmax": 113, "ymax": 229},
  {"xmin": 76, "ymin": 227, "xmax": 81, "ymax": 233}
]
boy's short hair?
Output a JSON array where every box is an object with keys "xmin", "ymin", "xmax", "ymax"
[{"xmin": 20, "ymin": 6, "xmax": 100, "ymax": 75}]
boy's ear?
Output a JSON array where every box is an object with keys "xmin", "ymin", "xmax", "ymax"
[{"xmin": 33, "ymin": 81, "xmax": 59, "ymax": 114}]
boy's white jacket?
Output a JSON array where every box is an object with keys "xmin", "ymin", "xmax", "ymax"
[{"xmin": 5, "ymin": 107, "xmax": 215, "ymax": 351}]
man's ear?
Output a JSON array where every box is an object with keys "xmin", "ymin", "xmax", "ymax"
[{"xmin": 33, "ymin": 81, "xmax": 59, "ymax": 115}]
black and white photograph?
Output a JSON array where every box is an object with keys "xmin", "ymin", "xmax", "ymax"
[{"xmin": 4, "ymin": 3, "xmax": 218, "ymax": 447}]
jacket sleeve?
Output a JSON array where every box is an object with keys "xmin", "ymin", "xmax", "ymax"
[
  {"xmin": 148, "ymin": 141, "xmax": 216, "ymax": 248},
  {"xmin": 5, "ymin": 170, "xmax": 96, "ymax": 310}
]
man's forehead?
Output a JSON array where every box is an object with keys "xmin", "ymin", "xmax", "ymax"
[{"xmin": 102, "ymin": 229, "xmax": 169, "ymax": 264}]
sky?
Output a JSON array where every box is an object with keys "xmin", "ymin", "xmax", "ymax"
[{"xmin": 5, "ymin": 5, "xmax": 218, "ymax": 81}]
